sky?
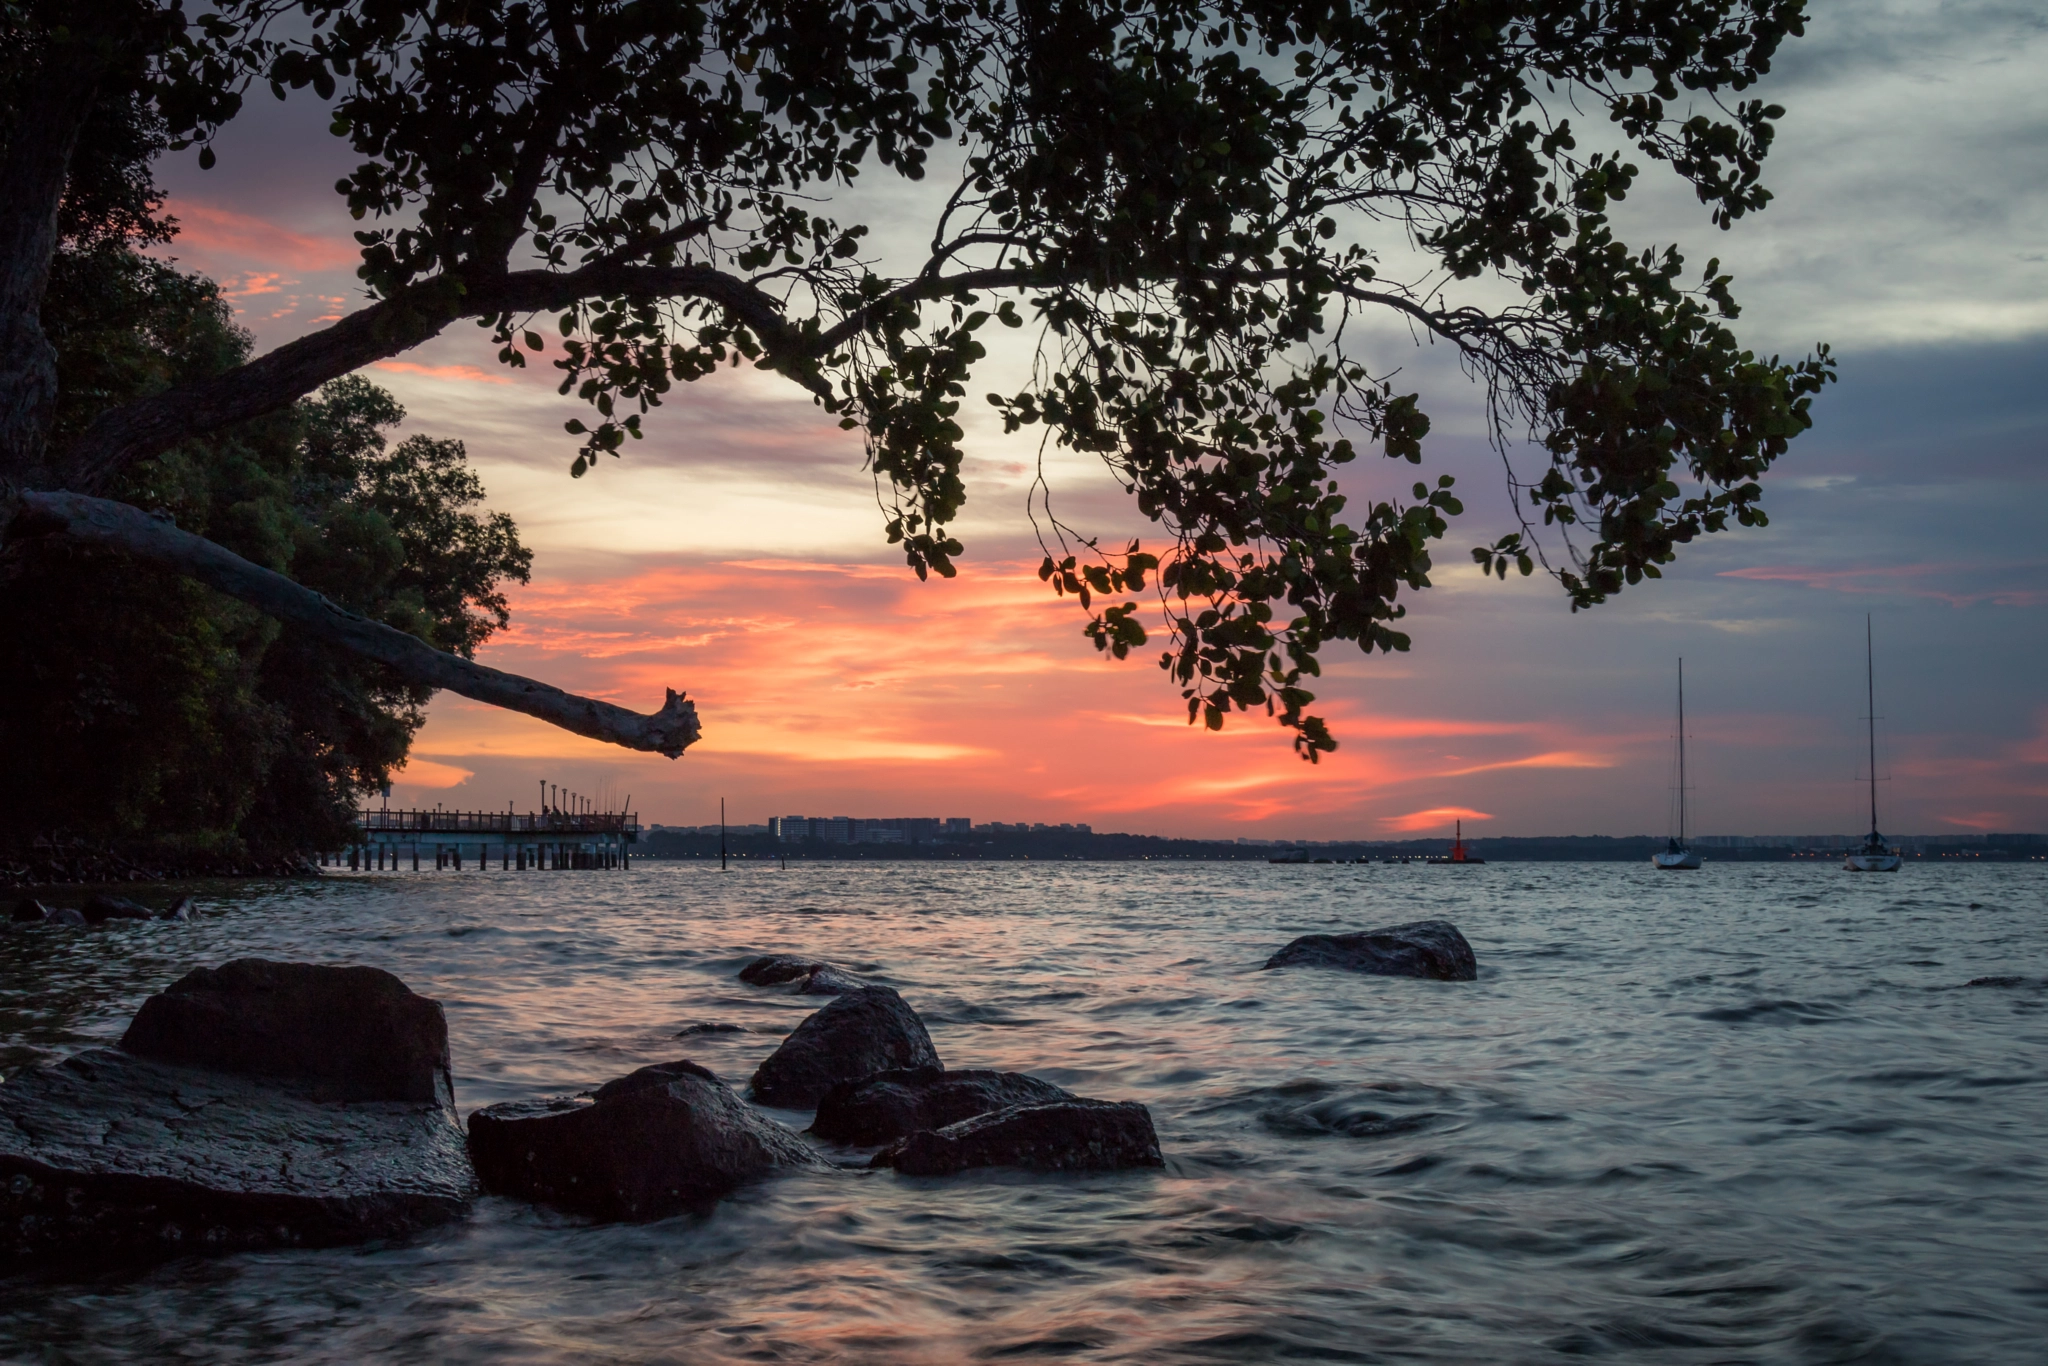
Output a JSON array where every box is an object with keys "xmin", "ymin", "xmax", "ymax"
[{"xmin": 145, "ymin": 0, "xmax": 2047, "ymax": 839}]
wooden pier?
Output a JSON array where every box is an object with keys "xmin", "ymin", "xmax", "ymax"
[{"xmin": 326, "ymin": 808, "xmax": 641, "ymax": 872}]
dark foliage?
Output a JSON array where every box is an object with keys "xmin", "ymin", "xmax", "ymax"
[{"xmin": 0, "ymin": 112, "xmax": 530, "ymax": 860}]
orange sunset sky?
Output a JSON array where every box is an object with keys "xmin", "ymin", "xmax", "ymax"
[{"xmin": 142, "ymin": 45, "xmax": 2048, "ymax": 840}]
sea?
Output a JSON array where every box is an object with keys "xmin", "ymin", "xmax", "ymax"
[{"xmin": 0, "ymin": 860, "xmax": 2042, "ymax": 1364}]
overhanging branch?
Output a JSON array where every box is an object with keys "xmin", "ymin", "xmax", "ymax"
[{"xmin": 4, "ymin": 487, "xmax": 702, "ymax": 759}]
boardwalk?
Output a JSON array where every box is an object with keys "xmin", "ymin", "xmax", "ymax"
[{"xmin": 327, "ymin": 808, "xmax": 641, "ymax": 871}]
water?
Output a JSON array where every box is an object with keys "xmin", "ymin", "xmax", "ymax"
[{"xmin": 0, "ymin": 861, "xmax": 2043, "ymax": 1363}]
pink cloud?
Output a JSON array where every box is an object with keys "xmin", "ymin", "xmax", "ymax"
[
  {"xmin": 371, "ymin": 360, "xmax": 517, "ymax": 386},
  {"xmin": 1381, "ymin": 807, "xmax": 1493, "ymax": 833},
  {"xmin": 163, "ymin": 199, "xmax": 361, "ymax": 272}
]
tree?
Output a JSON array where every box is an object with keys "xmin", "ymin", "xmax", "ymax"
[
  {"xmin": 0, "ymin": 219, "xmax": 532, "ymax": 861},
  {"xmin": 0, "ymin": 0, "xmax": 1832, "ymax": 762}
]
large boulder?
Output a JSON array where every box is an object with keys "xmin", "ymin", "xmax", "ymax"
[
  {"xmin": 122, "ymin": 959, "xmax": 453, "ymax": 1105},
  {"xmin": 1263, "ymin": 919, "xmax": 1477, "ymax": 981},
  {"xmin": 467, "ymin": 1060, "xmax": 827, "ymax": 1221},
  {"xmin": 749, "ymin": 987, "xmax": 940, "ymax": 1109},
  {"xmin": 0, "ymin": 961, "xmax": 476, "ymax": 1262},
  {"xmin": 876, "ymin": 1100, "xmax": 1164, "ymax": 1176},
  {"xmin": 0, "ymin": 1051, "xmax": 474, "ymax": 1262},
  {"xmin": 811, "ymin": 1066, "xmax": 1075, "ymax": 1146},
  {"xmin": 738, "ymin": 954, "xmax": 869, "ymax": 995}
]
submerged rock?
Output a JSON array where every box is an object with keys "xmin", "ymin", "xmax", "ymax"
[
  {"xmin": 738, "ymin": 954, "xmax": 869, "ymax": 995},
  {"xmin": 82, "ymin": 894, "xmax": 155, "ymax": 923},
  {"xmin": 123, "ymin": 959, "xmax": 454, "ymax": 1105},
  {"xmin": 811, "ymin": 1066, "xmax": 1075, "ymax": 1146},
  {"xmin": 0, "ymin": 961, "xmax": 475, "ymax": 1262},
  {"xmin": 876, "ymin": 1099, "xmax": 1164, "ymax": 1176},
  {"xmin": 44, "ymin": 907, "xmax": 87, "ymax": 927},
  {"xmin": 750, "ymin": 987, "xmax": 941, "ymax": 1109},
  {"xmin": 675, "ymin": 1021, "xmax": 747, "ymax": 1037},
  {"xmin": 1263, "ymin": 919, "xmax": 1478, "ymax": 981},
  {"xmin": 1965, "ymin": 975, "xmax": 2027, "ymax": 988},
  {"xmin": 467, "ymin": 1060, "xmax": 826, "ymax": 1221}
]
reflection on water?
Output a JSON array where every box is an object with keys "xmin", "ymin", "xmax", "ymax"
[{"xmin": 2, "ymin": 862, "xmax": 2044, "ymax": 1362}]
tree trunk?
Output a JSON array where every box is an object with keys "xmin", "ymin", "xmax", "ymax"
[{"xmin": 5, "ymin": 488, "xmax": 703, "ymax": 758}]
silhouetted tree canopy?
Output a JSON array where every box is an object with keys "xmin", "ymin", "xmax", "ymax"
[{"xmin": 1, "ymin": 0, "xmax": 1831, "ymax": 761}]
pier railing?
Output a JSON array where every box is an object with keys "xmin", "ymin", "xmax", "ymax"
[{"xmin": 357, "ymin": 809, "xmax": 640, "ymax": 837}]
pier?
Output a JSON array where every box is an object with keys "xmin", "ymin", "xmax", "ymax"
[{"xmin": 326, "ymin": 807, "xmax": 641, "ymax": 872}]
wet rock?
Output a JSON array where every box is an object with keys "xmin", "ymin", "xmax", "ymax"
[
  {"xmin": 82, "ymin": 894, "xmax": 154, "ymax": 923},
  {"xmin": 876, "ymin": 1099, "xmax": 1164, "ymax": 1176},
  {"xmin": 738, "ymin": 954, "xmax": 869, "ymax": 995},
  {"xmin": 811, "ymin": 1066, "xmax": 1075, "ymax": 1146},
  {"xmin": 750, "ymin": 987, "xmax": 941, "ymax": 1109},
  {"xmin": 10, "ymin": 898, "xmax": 49, "ymax": 924},
  {"xmin": 122, "ymin": 959, "xmax": 454, "ymax": 1105},
  {"xmin": 44, "ymin": 907, "xmax": 87, "ymax": 927},
  {"xmin": 160, "ymin": 897, "xmax": 193, "ymax": 922},
  {"xmin": 467, "ymin": 1060, "xmax": 826, "ymax": 1221},
  {"xmin": 1263, "ymin": 919, "xmax": 1477, "ymax": 981},
  {"xmin": 1965, "ymin": 975, "xmax": 2027, "ymax": 988},
  {"xmin": 0, "ymin": 961, "xmax": 477, "ymax": 1263},
  {"xmin": 675, "ymin": 1021, "xmax": 746, "ymax": 1037}
]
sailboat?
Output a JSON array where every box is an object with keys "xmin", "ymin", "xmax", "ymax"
[
  {"xmin": 1845, "ymin": 616, "xmax": 1904, "ymax": 872},
  {"xmin": 1425, "ymin": 819, "xmax": 1485, "ymax": 865},
  {"xmin": 1652, "ymin": 658, "xmax": 1702, "ymax": 870}
]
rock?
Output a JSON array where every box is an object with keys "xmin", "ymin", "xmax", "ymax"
[
  {"xmin": 675, "ymin": 1021, "xmax": 746, "ymax": 1037},
  {"xmin": 45, "ymin": 907, "xmax": 87, "ymax": 927},
  {"xmin": 811, "ymin": 1066, "xmax": 1076, "ymax": 1146},
  {"xmin": 1263, "ymin": 919, "xmax": 1478, "ymax": 981},
  {"xmin": 737, "ymin": 954, "xmax": 869, "ymax": 995},
  {"xmin": 467, "ymin": 1060, "xmax": 827, "ymax": 1221},
  {"xmin": 749, "ymin": 987, "xmax": 941, "ymax": 1109},
  {"xmin": 122, "ymin": 959, "xmax": 453, "ymax": 1105},
  {"xmin": 876, "ymin": 1099, "xmax": 1164, "ymax": 1176},
  {"xmin": 1965, "ymin": 975, "xmax": 2027, "ymax": 988},
  {"xmin": 82, "ymin": 894, "xmax": 155, "ymax": 923},
  {"xmin": 0, "ymin": 1048, "xmax": 472, "ymax": 1262},
  {"xmin": 159, "ymin": 897, "xmax": 193, "ymax": 921},
  {"xmin": 10, "ymin": 898, "xmax": 49, "ymax": 923}
]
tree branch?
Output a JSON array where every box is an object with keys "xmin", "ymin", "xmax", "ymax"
[{"xmin": 4, "ymin": 486, "xmax": 703, "ymax": 758}]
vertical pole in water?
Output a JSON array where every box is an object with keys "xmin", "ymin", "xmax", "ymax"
[
  {"xmin": 1677, "ymin": 657, "xmax": 1686, "ymax": 847},
  {"xmin": 412, "ymin": 843, "xmax": 419, "ymax": 871},
  {"xmin": 720, "ymin": 797, "xmax": 727, "ymax": 871},
  {"xmin": 1866, "ymin": 614, "xmax": 1879, "ymax": 839}
]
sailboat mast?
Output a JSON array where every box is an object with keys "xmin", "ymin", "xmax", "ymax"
[
  {"xmin": 1677, "ymin": 658, "xmax": 1687, "ymax": 844},
  {"xmin": 1866, "ymin": 615, "xmax": 1879, "ymax": 835}
]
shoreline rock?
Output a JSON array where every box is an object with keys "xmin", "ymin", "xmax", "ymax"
[
  {"xmin": 738, "ymin": 955, "xmax": 870, "ymax": 995},
  {"xmin": 122, "ymin": 960, "xmax": 454, "ymax": 1105},
  {"xmin": 467, "ymin": 1060, "xmax": 826, "ymax": 1221},
  {"xmin": 1264, "ymin": 919, "xmax": 1478, "ymax": 981},
  {"xmin": 0, "ymin": 961, "xmax": 474, "ymax": 1262},
  {"xmin": 875, "ymin": 1099, "xmax": 1164, "ymax": 1176},
  {"xmin": 811, "ymin": 1066, "xmax": 1075, "ymax": 1147},
  {"xmin": 750, "ymin": 987, "xmax": 942, "ymax": 1109}
]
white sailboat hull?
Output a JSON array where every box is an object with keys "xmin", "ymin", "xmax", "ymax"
[
  {"xmin": 1844, "ymin": 852, "xmax": 1902, "ymax": 872},
  {"xmin": 1652, "ymin": 850, "xmax": 1701, "ymax": 870}
]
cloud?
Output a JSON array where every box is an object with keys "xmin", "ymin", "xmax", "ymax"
[
  {"xmin": 162, "ymin": 198, "xmax": 362, "ymax": 272},
  {"xmin": 390, "ymin": 758, "xmax": 475, "ymax": 789},
  {"xmin": 370, "ymin": 360, "xmax": 516, "ymax": 387},
  {"xmin": 1381, "ymin": 807, "xmax": 1493, "ymax": 833},
  {"xmin": 1719, "ymin": 563, "xmax": 2048, "ymax": 608}
]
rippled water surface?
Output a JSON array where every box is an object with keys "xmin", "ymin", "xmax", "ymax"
[{"xmin": 1, "ymin": 861, "xmax": 2044, "ymax": 1363}]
